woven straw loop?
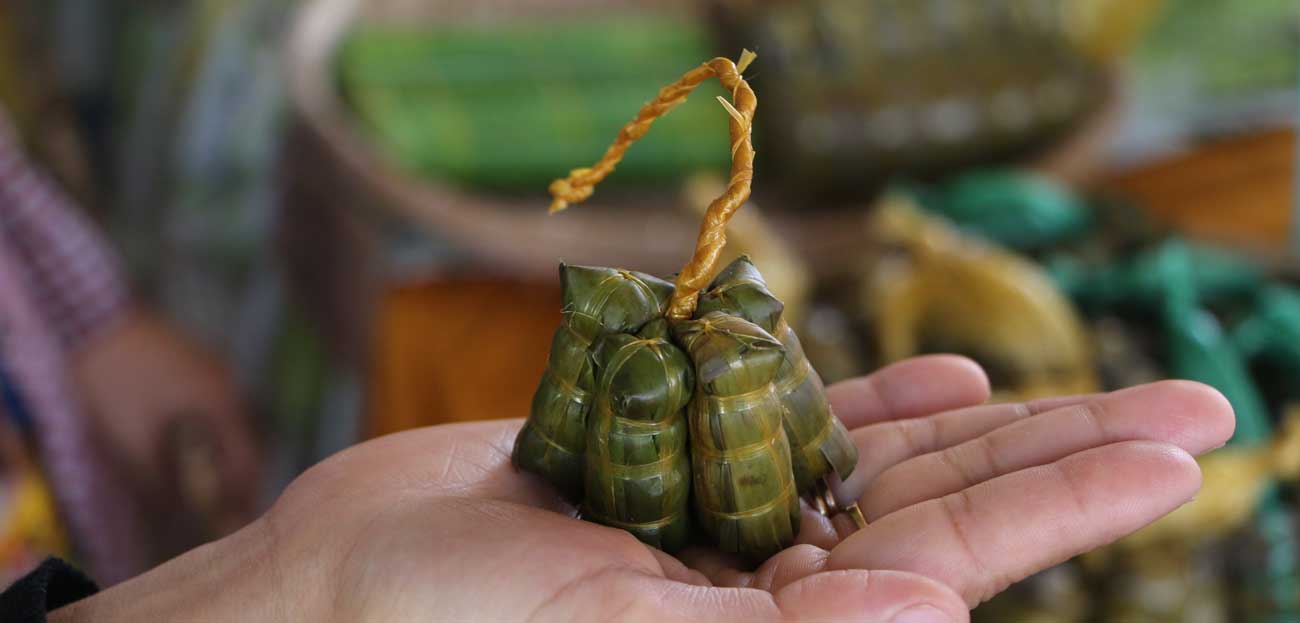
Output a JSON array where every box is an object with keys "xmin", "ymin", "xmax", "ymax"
[{"xmin": 546, "ymin": 51, "xmax": 759, "ymax": 321}]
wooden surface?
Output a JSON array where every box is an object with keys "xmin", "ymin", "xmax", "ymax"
[
  {"xmin": 366, "ymin": 280, "xmax": 560, "ymax": 437},
  {"xmin": 1102, "ymin": 128, "xmax": 1296, "ymax": 253}
]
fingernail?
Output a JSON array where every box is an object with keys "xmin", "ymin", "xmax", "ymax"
[{"xmin": 891, "ymin": 605, "xmax": 951, "ymax": 623}]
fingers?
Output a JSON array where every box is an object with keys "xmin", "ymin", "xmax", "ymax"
[
  {"xmin": 862, "ymin": 381, "xmax": 1233, "ymax": 521},
  {"xmin": 423, "ymin": 494, "xmax": 967, "ymax": 623},
  {"xmin": 827, "ymin": 355, "xmax": 990, "ymax": 429},
  {"xmin": 648, "ymin": 548, "xmax": 712, "ymax": 587},
  {"xmin": 675, "ymin": 541, "xmax": 836, "ymax": 592},
  {"xmin": 675, "ymin": 546, "xmax": 753, "ymax": 589},
  {"xmin": 604, "ymin": 568, "xmax": 968, "ymax": 623},
  {"xmin": 770, "ymin": 570, "xmax": 968, "ymax": 623},
  {"xmin": 791, "ymin": 501, "xmax": 841, "ymax": 550},
  {"xmin": 676, "ymin": 502, "xmax": 841, "ymax": 591},
  {"xmin": 828, "ymin": 441, "xmax": 1203, "ymax": 606},
  {"xmin": 837, "ymin": 395, "xmax": 1094, "ymax": 502},
  {"xmin": 751, "ymin": 544, "xmax": 831, "ymax": 592}
]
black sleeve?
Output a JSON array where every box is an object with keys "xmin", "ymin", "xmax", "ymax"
[{"xmin": 0, "ymin": 559, "xmax": 99, "ymax": 623}]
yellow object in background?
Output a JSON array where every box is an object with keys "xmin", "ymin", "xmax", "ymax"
[
  {"xmin": 1066, "ymin": 0, "xmax": 1166, "ymax": 62},
  {"xmin": 1115, "ymin": 408, "xmax": 1300, "ymax": 550},
  {"xmin": 0, "ymin": 470, "xmax": 70, "ymax": 584},
  {"xmin": 1071, "ymin": 409, "xmax": 1300, "ymax": 621},
  {"xmin": 864, "ymin": 195, "xmax": 1097, "ymax": 400}
]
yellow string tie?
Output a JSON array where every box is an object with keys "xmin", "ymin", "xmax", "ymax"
[{"xmin": 546, "ymin": 50, "xmax": 759, "ymax": 321}]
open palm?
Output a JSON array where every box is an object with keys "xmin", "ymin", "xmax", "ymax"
[
  {"xmin": 266, "ymin": 354, "xmax": 1233, "ymax": 622},
  {"xmin": 53, "ymin": 356, "xmax": 1232, "ymax": 623}
]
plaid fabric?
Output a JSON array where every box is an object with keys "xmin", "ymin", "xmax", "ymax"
[
  {"xmin": 0, "ymin": 116, "xmax": 130, "ymax": 350},
  {"xmin": 0, "ymin": 110, "xmax": 145, "ymax": 584}
]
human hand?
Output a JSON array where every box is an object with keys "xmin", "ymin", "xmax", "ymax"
[
  {"xmin": 72, "ymin": 310, "xmax": 261, "ymax": 543},
  {"xmin": 679, "ymin": 355, "xmax": 1234, "ymax": 613},
  {"xmin": 51, "ymin": 355, "xmax": 1232, "ymax": 622}
]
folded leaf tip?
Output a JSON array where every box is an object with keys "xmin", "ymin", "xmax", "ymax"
[{"xmin": 737, "ymin": 49, "xmax": 757, "ymax": 74}]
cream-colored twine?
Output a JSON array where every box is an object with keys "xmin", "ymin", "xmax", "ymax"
[{"xmin": 547, "ymin": 50, "xmax": 758, "ymax": 321}]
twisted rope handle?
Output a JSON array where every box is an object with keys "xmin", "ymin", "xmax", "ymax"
[{"xmin": 548, "ymin": 51, "xmax": 758, "ymax": 321}]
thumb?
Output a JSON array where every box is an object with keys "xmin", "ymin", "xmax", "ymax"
[
  {"xmin": 769, "ymin": 569, "xmax": 967, "ymax": 623},
  {"xmin": 771, "ymin": 569, "xmax": 969, "ymax": 623},
  {"xmin": 643, "ymin": 569, "xmax": 968, "ymax": 623}
]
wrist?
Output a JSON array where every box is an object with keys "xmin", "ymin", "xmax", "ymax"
[{"xmin": 49, "ymin": 518, "xmax": 288, "ymax": 622}]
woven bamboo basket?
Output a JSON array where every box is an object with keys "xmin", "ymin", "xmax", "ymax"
[{"xmin": 283, "ymin": 0, "xmax": 1122, "ymax": 283}]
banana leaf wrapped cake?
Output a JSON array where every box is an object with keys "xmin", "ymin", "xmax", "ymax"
[
  {"xmin": 583, "ymin": 319, "xmax": 693, "ymax": 552},
  {"xmin": 675, "ymin": 311, "xmax": 801, "ymax": 559},
  {"xmin": 697, "ymin": 256, "xmax": 858, "ymax": 495},
  {"xmin": 513, "ymin": 266, "xmax": 674, "ymax": 499},
  {"xmin": 512, "ymin": 51, "xmax": 861, "ymax": 562}
]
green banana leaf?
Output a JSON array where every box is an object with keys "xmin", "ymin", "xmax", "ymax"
[
  {"xmin": 674, "ymin": 311, "xmax": 801, "ymax": 562},
  {"xmin": 583, "ymin": 319, "xmax": 693, "ymax": 552},
  {"xmin": 513, "ymin": 265, "xmax": 675, "ymax": 499},
  {"xmin": 696, "ymin": 257, "xmax": 858, "ymax": 493}
]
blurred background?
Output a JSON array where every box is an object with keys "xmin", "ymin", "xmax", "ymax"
[{"xmin": 0, "ymin": 0, "xmax": 1297, "ymax": 619}]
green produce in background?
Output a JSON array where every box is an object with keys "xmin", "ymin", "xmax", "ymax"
[
  {"xmin": 339, "ymin": 17, "xmax": 731, "ymax": 191},
  {"xmin": 513, "ymin": 265, "xmax": 674, "ymax": 500},
  {"xmin": 583, "ymin": 319, "xmax": 694, "ymax": 552},
  {"xmin": 908, "ymin": 170, "xmax": 1092, "ymax": 251},
  {"xmin": 899, "ymin": 168, "xmax": 1300, "ymax": 620},
  {"xmin": 697, "ymin": 257, "xmax": 857, "ymax": 493},
  {"xmin": 1234, "ymin": 286, "xmax": 1300, "ymax": 369},
  {"xmin": 674, "ymin": 311, "xmax": 802, "ymax": 561},
  {"xmin": 1150, "ymin": 240, "xmax": 1271, "ymax": 445},
  {"xmin": 978, "ymin": 219, "xmax": 1297, "ymax": 620},
  {"xmin": 1099, "ymin": 241, "xmax": 1298, "ymax": 620},
  {"xmin": 1051, "ymin": 239, "xmax": 1263, "ymax": 313}
]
